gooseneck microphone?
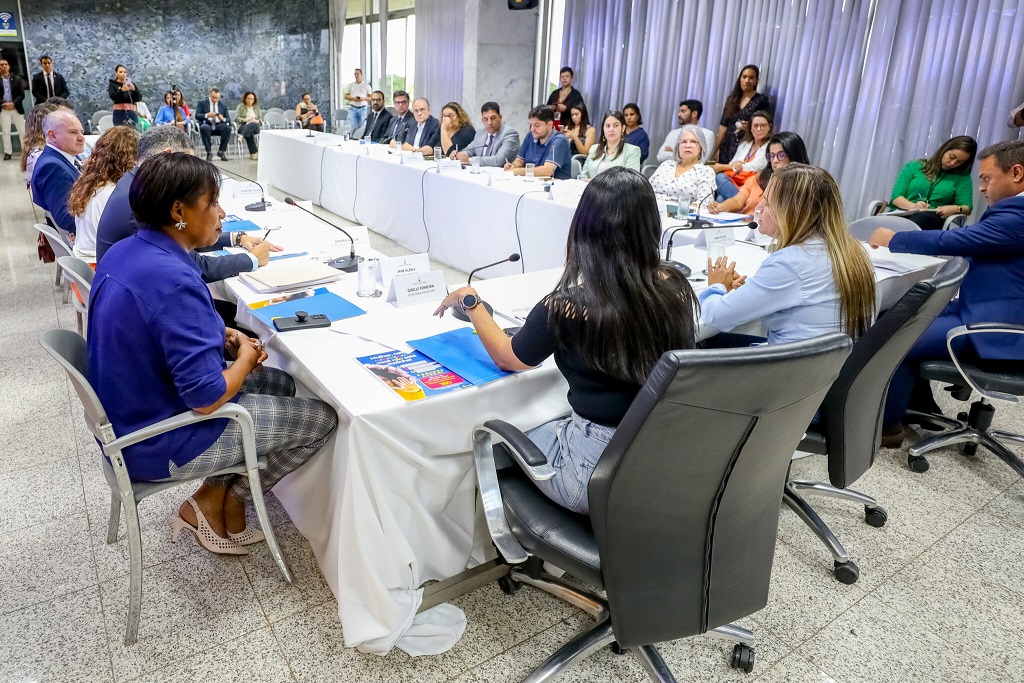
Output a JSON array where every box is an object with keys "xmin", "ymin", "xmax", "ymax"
[
  {"xmin": 283, "ymin": 197, "xmax": 362, "ymax": 272},
  {"xmin": 452, "ymin": 253, "xmax": 521, "ymax": 321},
  {"xmin": 690, "ymin": 189, "xmax": 716, "ymax": 232},
  {"xmin": 244, "ymin": 180, "xmax": 269, "ymax": 212}
]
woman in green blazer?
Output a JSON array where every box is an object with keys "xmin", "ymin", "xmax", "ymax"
[
  {"xmin": 234, "ymin": 92, "xmax": 263, "ymax": 160},
  {"xmin": 888, "ymin": 135, "xmax": 976, "ymax": 229},
  {"xmin": 581, "ymin": 110, "xmax": 642, "ymax": 179}
]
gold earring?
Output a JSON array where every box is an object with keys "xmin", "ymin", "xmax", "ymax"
[{"xmin": 175, "ymin": 220, "xmax": 187, "ymax": 231}]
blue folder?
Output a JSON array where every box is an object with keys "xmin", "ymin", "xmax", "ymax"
[
  {"xmin": 250, "ymin": 291, "xmax": 365, "ymax": 327},
  {"xmin": 221, "ymin": 215, "xmax": 263, "ymax": 233},
  {"xmin": 407, "ymin": 327, "xmax": 514, "ymax": 386}
]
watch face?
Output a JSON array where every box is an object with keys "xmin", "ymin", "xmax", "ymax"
[{"xmin": 462, "ymin": 294, "xmax": 477, "ymax": 309}]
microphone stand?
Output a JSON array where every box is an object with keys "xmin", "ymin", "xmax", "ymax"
[
  {"xmin": 284, "ymin": 197, "xmax": 362, "ymax": 272},
  {"xmin": 451, "ymin": 254, "xmax": 521, "ymax": 321},
  {"xmin": 244, "ymin": 180, "xmax": 269, "ymax": 212}
]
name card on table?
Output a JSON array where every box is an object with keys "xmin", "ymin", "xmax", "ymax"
[
  {"xmin": 401, "ymin": 152, "xmax": 425, "ymax": 163},
  {"xmin": 387, "ymin": 270, "xmax": 447, "ymax": 308},
  {"xmin": 378, "ymin": 253, "xmax": 430, "ymax": 286},
  {"xmin": 704, "ymin": 227, "xmax": 737, "ymax": 249},
  {"xmin": 436, "ymin": 158, "xmax": 462, "ymax": 171},
  {"xmin": 232, "ymin": 181, "xmax": 267, "ymax": 199}
]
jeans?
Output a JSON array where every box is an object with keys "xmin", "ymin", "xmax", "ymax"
[
  {"xmin": 348, "ymin": 105, "xmax": 368, "ymax": 136},
  {"xmin": 715, "ymin": 172, "xmax": 740, "ymax": 201},
  {"xmin": 112, "ymin": 110, "xmax": 138, "ymax": 128},
  {"xmin": 525, "ymin": 412, "xmax": 616, "ymax": 514}
]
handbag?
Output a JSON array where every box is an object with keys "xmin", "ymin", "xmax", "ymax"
[{"xmin": 37, "ymin": 233, "xmax": 55, "ymax": 264}]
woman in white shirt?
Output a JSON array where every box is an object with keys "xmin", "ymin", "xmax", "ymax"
[
  {"xmin": 647, "ymin": 125, "xmax": 716, "ymax": 205},
  {"xmin": 581, "ymin": 110, "xmax": 641, "ymax": 178},
  {"xmin": 712, "ymin": 110, "xmax": 773, "ymax": 200},
  {"xmin": 700, "ymin": 164, "xmax": 875, "ymax": 346},
  {"xmin": 68, "ymin": 125, "xmax": 140, "ymax": 257}
]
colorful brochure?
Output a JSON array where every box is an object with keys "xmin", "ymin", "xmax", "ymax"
[{"xmin": 357, "ymin": 350, "xmax": 470, "ymax": 401}]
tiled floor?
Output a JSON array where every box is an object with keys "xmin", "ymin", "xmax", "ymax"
[{"xmin": 2, "ymin": 152, "xmax": 1023, "ymax": 682}]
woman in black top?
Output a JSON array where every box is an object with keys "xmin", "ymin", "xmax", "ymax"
[
  {"xmin": 440, "ymin": 102, "xmax": 476, "ymax": 157},
  {"xmin": 547, "ymin": 66, "xmax": 585, "ymax": 130},
  {"xmin": 108, "ymin": 64, "xmax": 143, "ymax": 127},
  {"xmin": 435, "ymin": 167, "xmax": 699, "ymax": 514},
  {"xmin": 714, "ymin": 64, "xmax": 770, "ymax": 164}
]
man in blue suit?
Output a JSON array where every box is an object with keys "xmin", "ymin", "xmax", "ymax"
[
  {"xmin": 30, "ymin": 108, "xmax": 84, "ymax": 235},
  {"xmin": 871, "ymin": 140, "xmax": 1024, "ymax": 445},
  {"xmin": 398, "ymin": 98, "xmax": 441, "ymax": 155},
  {"xmin": 194, "ymin": 88, "xmax": 232, "ymax": 161}
]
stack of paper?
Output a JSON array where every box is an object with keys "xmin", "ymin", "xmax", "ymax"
[{"xmin": 238, "ymin": 257, "xmax": 341, "ymax": 293}]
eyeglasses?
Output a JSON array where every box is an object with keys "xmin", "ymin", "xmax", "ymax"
[{"xmin": 767, "ymin": 151, "xmax": 788, "ymax": 162}]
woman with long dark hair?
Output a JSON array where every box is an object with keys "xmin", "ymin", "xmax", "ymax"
[
  {"xmin": 622, "ymin": 102, "xmax": 650, "ymax": 163},
  {"xmin": 435, "ymin": 167, "xmax": 699, "ymax": 514},
  {"xmin": 707, "ymin": 130, "xmax": 809, "ymax": 216},
  {"xmin": 580, "ymin": 110, "xmax": 641, "ymax": 178},
  {"xmin": 154, "ymin": 90, "xmax": 189, "ymax": 130},
  {"xmin": 713, "ymin": 64, "xmax": 770, "ymax": 164},
  {"xmin": 888, "ymin": 135, "xmax": 976, "ymax": 229},
  {"xmin": 107, "ymin": 64, "xmax": 143, "ymax": 127},
  {"xmin": 564, "ymin": 103, "xmax": 595, "ymax": 157}
]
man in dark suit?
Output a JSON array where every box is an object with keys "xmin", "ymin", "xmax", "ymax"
[
  {"xmin": 31, "ymin": 56, "xmax": 70, "ymax": 105},
  {"xmin": 30, "ymin": 109, "xmax": 83, "ymax": 233},
  {"xmin": 872, "ymin": 140, "xmax": 1024, "ymax": 445},
  {"xmin": 362, "ymin": 90, "xmax": 393, "ymax": 143},
  {"xmin": 383, "ymin": 90, "xmax": 415, "ymax": 146},
  {"xmin": 194, "ymin": 87, "xmax": 232, "ymax": 161},
  {"xmin": 398, "ymin": 98, "xmax": 441, "ymax": 155},
  {"xmin": 0, "ymin": 58, "xmax": 27, "ymax": 160},
  {"xmin": 96, "ymin": 126, "xmax": 277, "ymax": 283}
]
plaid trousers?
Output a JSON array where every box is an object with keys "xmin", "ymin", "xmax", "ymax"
[{"xmin": 164, "ymin": 367, "xmax": 338, "ymax": 503}]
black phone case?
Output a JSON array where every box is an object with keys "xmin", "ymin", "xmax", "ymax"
[{"xmin": 273, "ymin": 313, "xmax": 332, "ymax": 332}]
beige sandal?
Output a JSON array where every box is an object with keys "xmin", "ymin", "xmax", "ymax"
[{"xmin": 170, "ymin": 497, "xmax": 247, "ymax": 555}]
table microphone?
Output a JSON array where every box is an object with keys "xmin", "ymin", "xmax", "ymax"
[
  {"xmin": 689, "ymin": 189, "xmax": 716, "ymax": 231},
  {"xmin": 451, "ymin": 253, "xmax": 521, "ymax": 321},
  {"xmin": 283, "ymin": 197, "xmax": 362, "ymax": 272},
  {"xmin": 244, "ymin": 180, "xmax": 270, "ymax": 212}
]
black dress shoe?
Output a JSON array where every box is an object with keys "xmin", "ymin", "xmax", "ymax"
[
  {"xmin": 2, "ymin": 154, "xmax": 10, "ymax": 160},
  {"xmin": 206, "ymin": 153, "xmax": 213, "ymax": 161},
  {"xmin": 218, "ymin": 152, "xmax": 228, "ymax": 161}
]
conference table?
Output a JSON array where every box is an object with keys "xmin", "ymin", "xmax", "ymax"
[{"xmin": 213, "ymin": 177, "xmax": 945, "ymax": 657}]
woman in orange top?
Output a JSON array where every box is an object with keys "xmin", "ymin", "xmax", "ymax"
[{"xmin": 707, "ymin": 131, "xmax": 809, "ymax": 216}]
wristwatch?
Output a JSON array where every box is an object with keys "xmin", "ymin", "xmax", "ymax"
[{"xmin": 461, "ymin": 293, "xmax": 480, "ymax": 311}]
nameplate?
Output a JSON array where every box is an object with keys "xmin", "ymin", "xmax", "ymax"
[
  {"xmin": 232, "ymin": 182, "xmax": 266, "ymax": 199},
  {"xmin": 401, "ymin": 152, "xmax": 425, "ymax": 162},
  {"xmin": 705, "ymin": 227, "xmax": 736, "ymax": 249},
  {"xmin": 437, "ymin": 159, "xmax": 462, "ymax": 171},
  {"xmin": 387, "ymin": 271, "xmax": 447, "ymax": 308},
  {"xmin": 379, "ymin": 253, "xmax": 430, "ymax": 286}
]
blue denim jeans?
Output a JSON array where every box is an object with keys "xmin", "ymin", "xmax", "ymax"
[
  {"xmin": 525, "ymin": 413, "xmax": 616, "ymax": 514},
  {"xmin": 715, "ymin": 172, "xmax": 740, "ymax": 200},
  {"xmin": 348, "ymin": 105, "xmax": 368, "ymax": 136}
]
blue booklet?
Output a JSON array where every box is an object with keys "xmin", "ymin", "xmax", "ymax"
[
  {"xmin": 248, "ymin": 288, "xmax": 365, "ymax": 326},
  {"xmin": 221, "ymin": 215, "xmax": 263, "ymax": 233},
  {"xmin": 407, "ymin": 327, "xmax": 514, "ymax": 386}
]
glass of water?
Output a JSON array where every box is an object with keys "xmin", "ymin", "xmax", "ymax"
[
  {"xmin": 676, "ymin": 193, "xmax": 692, "ymax": 219},
  {"xmin": 525, "ymin": 163, "xmax": 536, "ymax": 181},
  {"xmin": 471, "ymin": 156, "xmax": 481, "ymax": 173},
  {"xmin": 433, "ymin": 146, "xmax": 443, "ymax": 160}
]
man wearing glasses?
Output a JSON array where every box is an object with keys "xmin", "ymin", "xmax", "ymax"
[
  {"xmin": 382, "ymin": 90, "xmax": 415, "ymax": 144},
  {"xmin": 361, "ymin": 90, "xmax": 393, "ymax": 142},
  {"xmin": 392, "ymin": 97, "xmax": 440, "ymax": 155}
]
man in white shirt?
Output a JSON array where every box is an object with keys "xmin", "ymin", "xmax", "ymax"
[
  {"xmin": 0, "ymin": 59, "xmax": 27, "ymax": 161},
  {"xmin": 344, "ymin": 68, "xmax": 373, "ymax": 137},
  {"xmin": 657, "ymin": 99, "xmax": 715, "ymax": 163}
]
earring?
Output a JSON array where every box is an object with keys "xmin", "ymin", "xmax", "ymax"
[{"xmin": 175, "ymin": 220, "xmax": 187, "ymax": 231}]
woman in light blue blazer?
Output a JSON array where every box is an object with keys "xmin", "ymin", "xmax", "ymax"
[{"xmin": 581, "ymin": 110, "xmax": 641, "ymax": 179}]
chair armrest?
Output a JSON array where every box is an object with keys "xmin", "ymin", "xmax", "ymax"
[
  {"xmin": 473, "ymin": 427, "xmax": 529, "ymax": 564},
  {"xmin": 103, "ymin": 404, "xmax": 259, "ymax": 469},
  {"xmin": 481, "ymin": 419, "xmax": 555, "ymax": 476},
  {"xmin": 867, "ymin": 200, "xmax": 886, "ymax": 216},
  {"xmin": 945, "ymin": 325, "xmax": 1024, "ymax": 403},
  {"xmin": 943, "ymin": 214, "xmax": 967, "ymax": 231}
]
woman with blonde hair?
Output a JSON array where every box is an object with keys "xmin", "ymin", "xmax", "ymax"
[
  {"xmin": 22, "ymin": 102, "xmax": 61, "ymax": 183},
  {"xmin": 68, "ymin": 125, "xmax": 140, "ymax": 257},
  {"xmin": 440, "ymin": 101, "xmax": 476, "ymax": 157},
  {"xmin": 701, "ymin": 163, "xmax": 876, "ymax": 345}
]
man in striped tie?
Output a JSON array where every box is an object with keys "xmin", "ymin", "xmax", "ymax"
[{"xmin": 454, "ymin": 101, "xmax": 521, "ymax": 167}]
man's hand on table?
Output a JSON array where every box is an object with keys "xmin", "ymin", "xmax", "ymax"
[{"xmin": 868, "ymin": 228, "xmax": 895, "ymax": 249}]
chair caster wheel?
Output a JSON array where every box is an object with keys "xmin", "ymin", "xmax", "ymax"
[
  {"xmin": 731, "ymin": 643, "xmax": 755, "ymax": 673},
  {"xmin": 834, "ymin": 560, "xmax": 860, "ymax": 585},
  {"xmin": 908, "ymin": 454, "xmax": 930, "ymax": 473},
  {"xmin": 864, "ymin": 506, "xmax": 888, "ymax": 528},
  {"xmin": 957, "ymin": 411, "xmax": 968, "ymax": 421},
  {"xmin": 497, "ymin": 575, "xmax": 521, "ymax": 596},
  {"xmin": 609, "ymin": 641, "xmax": 628, "ymax": 655},
  {"xmin": 962, "ymin": 443, "xmax": 979, "ymax": 457}
]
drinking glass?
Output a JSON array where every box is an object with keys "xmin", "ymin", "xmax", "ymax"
[{"xmin": 525, "ymin": 163, "xmax": 536, "ymax": 181}]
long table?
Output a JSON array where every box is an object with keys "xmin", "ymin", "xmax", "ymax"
[{"xmin": 214, "ymin": 177, "xmax": 946, "ymax": 658}]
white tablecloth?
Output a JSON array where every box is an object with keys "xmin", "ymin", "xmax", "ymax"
[{"xmin": 214, "ymin": 177, "xmax": 946, "ymax": 658}]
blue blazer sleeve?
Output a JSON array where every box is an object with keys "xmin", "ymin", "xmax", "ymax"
[
  {"xmin": 34, "ymin": 157, "xmax": 78, "ymax": 234},
  {"xmin": 190, "ymin": 250, "xmax": 255, "ymax": 283},
  {"xmin": 890, "ymin": 207, "xmax": 1024, "ymax": 258}
]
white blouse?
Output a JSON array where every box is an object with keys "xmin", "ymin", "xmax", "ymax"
[
  {"xmin": 73, "ymin": 183, "xmax": 116, "ymax": 258},
  {"xmin": 648, "ymin": 161, "xmax": 716, "ymax": 203},
  {"xmin": 730, "ymin": 140, "xmax": 769, "ymax": 173}
]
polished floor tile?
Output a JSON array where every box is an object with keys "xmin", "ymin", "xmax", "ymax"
[{"xmin": 129, "ymin": 627, "xmax": 296, "ymax": 683}]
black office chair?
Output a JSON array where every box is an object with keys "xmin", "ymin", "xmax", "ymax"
[
  {"xmin": 906, "ymin": 323, "xmax": 1024, "ymax": 476},
  {"xmin": 784, "ymin": 258, "xmax": 967, "ymax": 584},
  {"xmin": 473, "ymin": 334, "xmax": 852, "ymax": 681}
]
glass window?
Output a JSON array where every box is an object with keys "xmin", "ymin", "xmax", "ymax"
[
  {"xmin": 544, "ymin": 0, "xmax": 566, "ymax": 95},
  {"xmin": 385, "ymin": 15, "xmax": 415, "ymax": 100}
]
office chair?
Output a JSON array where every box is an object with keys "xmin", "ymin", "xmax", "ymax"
[
  {"xmin": 473, "ymin": 334, "xmax": 852, "ymax": 681},
  {"xmin": 906, "ymin": 324, "xmax": 1024, "ymax": 476},
  {"xmin": 867, "ymin": 199, "xmax": 967, "ymax": 231},
  {"xmin": 786, "ymin": 258, "xmax": 967, "ymax": 583}
]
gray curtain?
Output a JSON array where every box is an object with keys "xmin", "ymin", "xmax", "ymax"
[
  {"xmin": 414, "ymin": 0, "xmax": 465, "ymax": 113},
  {"xmin": 561, "ymin": 0, "xmax": 1024, "ymax": 219}
]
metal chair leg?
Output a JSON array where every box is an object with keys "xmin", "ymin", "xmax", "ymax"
[
  {"xmin": 981, "ymin": 436, "xmax": 1024, "ymax": 478},
  {"xmin": 707, "ymin": 623, "xmax": 755, "ymax": 647},
  {"xmin": 247, "ymin": 467, "xmax": 293, "ymax": 583},
  {"xmin": 783, "ymin": 486, "xmax": 850, "ymax": 564},
  {"xmin": 511, "ymin": 568, "xmax": 608, "ymax": 619},
  {"xmin": 909, "ymin": 426, "xmax": 978, "ymax": 457},
  {"xmin": 524, "ymin": 617, "xmax": 615, "ymax": 683},
  {"xmin": 633, "ymin": 644, "xmax": 677, "ymax": 683},
  {"xmin": 789, "ymin": 480, "xmax": 879, "ymax": 508},
  {"xmin": 106, "ymin": 492, "xmax": 121, "ymax": 544},
  {"xmin": 123, "ymin": 497, "xmax": 144, "ymax": 645}
]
